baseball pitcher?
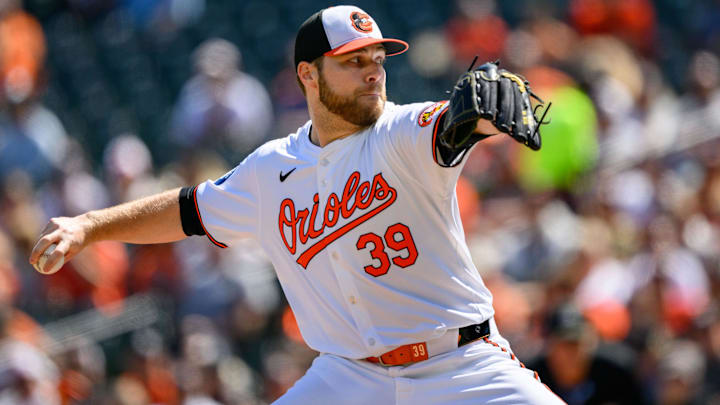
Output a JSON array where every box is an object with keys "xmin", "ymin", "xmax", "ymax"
[{"xmin": 31, "ymin": 5, "xmax": 561, "ymax": 404}]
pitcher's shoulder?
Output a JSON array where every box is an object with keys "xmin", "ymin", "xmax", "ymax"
[
  {"xmin": 253, "ymin": 120, "xmax": 311, "ymax": 160},
  {"xmin": 376, "ymin": 101, "xmax": 448, "ymax": 130}
]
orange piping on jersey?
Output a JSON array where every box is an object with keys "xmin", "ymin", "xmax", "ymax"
[
  {"xmin": 192, "ymin": 186, "xmax": 228, "ymax": 248},
  {"xmin": 482, "ymin": 337, "xmax": 568, "ymax": 404},
  {"xmin": 431, "ymin": 108, "xmax": 449, "ymax": 165}
]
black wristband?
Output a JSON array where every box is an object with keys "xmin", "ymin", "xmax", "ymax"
[{"xmin": 179, "ymin": 186, "xmax": 206, "ymax": 236}]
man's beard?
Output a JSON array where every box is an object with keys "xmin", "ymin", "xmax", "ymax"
[{"xmin": 318, "ymin": 72, "xmax": 386, "ymax": 127}]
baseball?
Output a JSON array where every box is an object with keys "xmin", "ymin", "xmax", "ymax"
[{"xmin": 34, "ymin": 243, "xmax": 64, "ymax": 275}]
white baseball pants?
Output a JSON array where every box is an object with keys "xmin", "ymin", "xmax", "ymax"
[{"xmin": 274, "ymin": 320, "xmax": 566, "ymax": 404}]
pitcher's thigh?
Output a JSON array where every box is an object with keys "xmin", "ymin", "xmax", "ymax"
[
  {"xmin": 403, "ymin": 341, "xmax": 566, "ymax": 405},
  {"xmin": 427, "ymin": 364, "xmax": 565, "ymax": 404},
  {"xmin": 273, "ymin": 354, "xmax": 395, "ymax": 405}
]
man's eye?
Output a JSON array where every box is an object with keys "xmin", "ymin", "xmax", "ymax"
[{"xmin": 349, "ymin": 57, "xmax": 360, "ymax": 63}]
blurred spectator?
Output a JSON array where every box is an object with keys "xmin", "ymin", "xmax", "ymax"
[
  {"xmin": 103, "ymin": 133, "xmax": 156, "ymax": 203},
  {"xmin": 170, "ymin": 38, "xmax": 274, "ymax": 162},
  {"xmin": 445, "ymin": 0, "xmax": 508, "ymax": 67},
  {"xmin": 408, "ymin": 29, "xmax": 453, "ymax": 79},
  {"xmin": 122, "ymin": 0, "xmax": 206, "ymax": 34},
  {"xmin": 0, "ymin": 170, "xmax": 46, "ymax": 252},
  {"xmin": 569, "ymin": 0, "xmax": 656, "ymax": 53},
  {"xmin": 530, "ymin": 304, "xmax": 645, "ymax": 405},
  {"xmin": 527, "ymin": 18, "xmax": 579, "ymax": 66},
  {"xmin": 678, "ymin": 50, "xmax": 720, "ymax": 149},
  {"xmin": 698, "ymin": 306, "xmax": 720, "ymax": 403},
  {"xmin": 269, "ymin": 64, "xmax": 309, "ymax": 144},
  {"xmin": 0, "ymin": 0, "xmax": 69, "ymax": 186},
  {"xmin": 0, "ymin": 306, "xmax": 60, "ymax": 405},
  {"xmin": 4, "ymin": 0, "xmax": 720, "ymax": 403},
  {"xmin": 657, "ymin": 340, "xmax": 707, "ymax": 405},
  {"xmin": 55, "ymin": 339, "xmax": 107, "ymax": 404},
  {"xmin": 15, "ymin": 102, "xmax": 69, "ymax": 170},
  {"xmin": 0, "ymin": 0, "xmax": 45, "ymax": 105},
  {"xmin": 42, "ymin": 239, "xmax": 129, "ymax": 316}
]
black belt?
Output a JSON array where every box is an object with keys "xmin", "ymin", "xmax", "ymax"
[
  {"xmin": 459, "ymin": 319, "xmax": 491, "ymax": 346},
  {"xmin": 366, "ymin": 319, "xmax": 491, "ymax": 366}
]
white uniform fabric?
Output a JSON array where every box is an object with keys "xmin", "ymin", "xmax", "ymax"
[
  {"xmin": 276, "ymin": 320, "xmax": 563, "ymax": 405},
  {"xmin": 195, "ymin": 101, "xmax": 493, "ymax": 358},
  {"xmin": 194, "ymin": 101, "xmax": 564, "ymax": 403}
]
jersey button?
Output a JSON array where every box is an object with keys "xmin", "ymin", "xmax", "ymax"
[
  {"xmin": 367, "ymin": 338, "xmax": 375, "ymax": 346},
  {"xmin": 349, "ymin": 296, "xmax": 356, "ymax": 305},
  {"xmin": 320, "ymin": 158, "xmax": 330, "ymax": 166},
  {"xmin": 331, "ymin": 251, "xmax": 339, "ymax": 260},
  {"xmin": 321, "ymin": 179, "xmax": 327, "ymax": 187}
]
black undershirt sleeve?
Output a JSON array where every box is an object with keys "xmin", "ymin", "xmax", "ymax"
[{"xmin": 179, "ymin": 186, "xmax": 206, "ymax": 236}]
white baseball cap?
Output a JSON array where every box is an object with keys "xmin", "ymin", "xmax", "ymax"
[{"xmin": 294, "ymin": 5, "xmax": 409, "ymax": 68}]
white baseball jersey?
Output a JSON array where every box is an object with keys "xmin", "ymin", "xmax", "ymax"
[{"xmin": 193, "ymin": 101, "xmax": 494, "ymax": 359}]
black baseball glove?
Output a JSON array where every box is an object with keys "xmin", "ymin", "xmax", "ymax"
[{"xmin": 435, "ymin": 61, "xmax": 549, "ymax": 167}]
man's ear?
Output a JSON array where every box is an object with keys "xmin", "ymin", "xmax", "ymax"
[{"xmin": 298, "ymin": 61, "xmax": 318, "ymax": 90}]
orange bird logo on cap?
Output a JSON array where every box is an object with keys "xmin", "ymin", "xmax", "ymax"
[{"xmin": 350, "ymin": 11, "xmax": 373, "ymax": 33}]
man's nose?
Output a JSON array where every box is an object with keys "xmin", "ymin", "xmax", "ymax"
[{"xmin": 365, "ymin": 63, "xmax": 384, "ymax": 84}]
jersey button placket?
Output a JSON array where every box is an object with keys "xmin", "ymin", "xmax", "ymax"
[
  {"xmin": 326, "ymin": 250, "xmax": 376, "ymax": 345},
  {"xmin": 329, "ymin": 257, "xmax": 381, "ymax": 351},
  {"xmin": 317, "ymin": 154, "xmax": 330, "ymax": 192},
  {"xmin": 317, "ymin": 146, "xmax": 382, "ymax": 353}
]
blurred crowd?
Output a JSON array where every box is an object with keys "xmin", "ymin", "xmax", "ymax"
[{"xmin": 0, "ymin": 0, "xmax": 719, "ymax": 404}]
